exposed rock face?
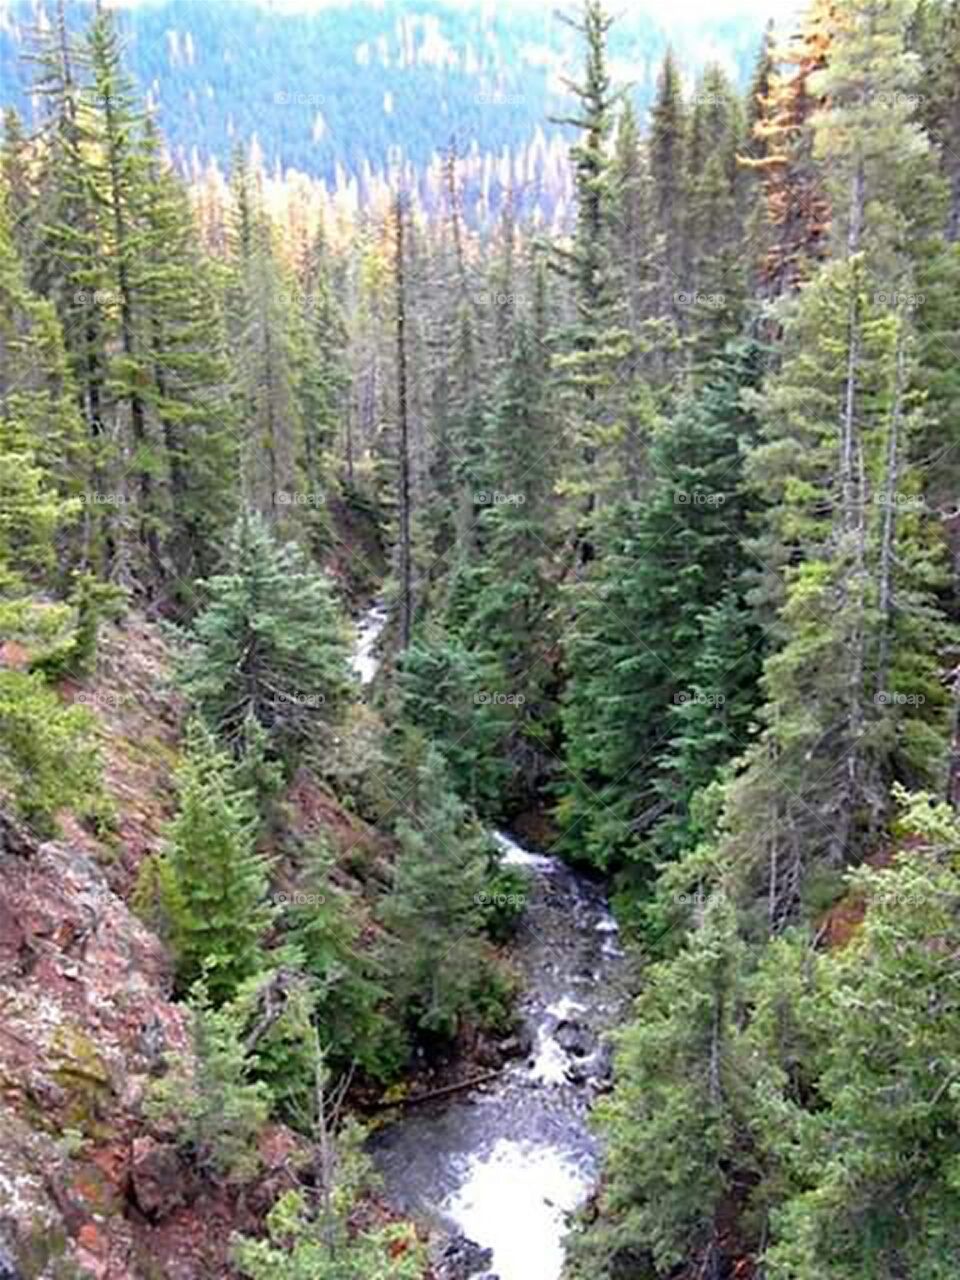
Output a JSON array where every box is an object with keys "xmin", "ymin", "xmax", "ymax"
[
  {"xmin": 0, "ymin": 826, "xmax": 193, "ymax": 1277},
  {"xmin": 130, "ymin": 1139, "xmax": 186, "ymax": 1220},
  {"xmin": 0, "ymin": 619, "xmax": 300, "ymax": 1278},
  {"xmin": 0, "ymin": 1240, "xmax": 21, "ymax": 1280}
]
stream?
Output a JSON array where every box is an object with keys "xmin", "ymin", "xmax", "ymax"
[
  {"xmin": 369, "ymin": 833, "xmax": 628, "ymax": 1280},
  {"xmin": 352, "ymin": 607, "xmax": 628, "ymax": 1280}
]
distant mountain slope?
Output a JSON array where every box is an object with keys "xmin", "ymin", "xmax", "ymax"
[{"xmin": 1, "ymin": 0, "xmax": 768, "ymax": 197}]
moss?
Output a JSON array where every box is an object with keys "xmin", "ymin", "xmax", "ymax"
[
  {"xmin": 16, "ymin": 1219, "xmax": 74, "ymax": 1280},
  {"xmin": 48, "ymin": 1026, "xmax": 113, "ymax": 1137}
]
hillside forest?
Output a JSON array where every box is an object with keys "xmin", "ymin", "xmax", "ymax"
[{"xmin": 2, "ymin": 0, "xmax": 960, "ymax": 1277}]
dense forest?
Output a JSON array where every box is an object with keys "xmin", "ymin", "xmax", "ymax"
[
  {"xmin": 2, "ymin": 0, "xmax": 960, "ymax": 1276},
  {"xmin": 0, "ymin": 0, "xmax": 765, "ymax": 226}
]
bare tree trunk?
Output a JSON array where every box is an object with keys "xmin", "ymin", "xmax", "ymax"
[
  {"xmin": 876, "ymin": 314, "xmax": 908, "ymax": 692},
  {"xmin": 394, "ymin": 192, "xmax": 413, "ymax": 651},
  {"xmin": 313, "ymin": 1031, "xmax": 336, "ymax": 1254},
  {"xmin": 837, "ymin": 163, "xmax": 866, "ymax": 859}
]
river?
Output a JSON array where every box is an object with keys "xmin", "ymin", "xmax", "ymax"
[
  {"xmin": 369, "ymin": 832, "xmax": 627, "ymax": 1280},
  {"xmin": 352, "ymin": 607, "xmax": 628, "ymax": 1280}
]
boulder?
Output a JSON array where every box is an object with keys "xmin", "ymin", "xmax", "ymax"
[
  {"xmin": 130, "ymin": 1137, "xmax": 185, "ymax": 1220},
  {"xmin": 433, "ymin": 1233, "xmax": 495, "ymax": 1279},
  {"xmin": 555, "ymin": 1019, "xmax": 591, "ymax": 1059}
]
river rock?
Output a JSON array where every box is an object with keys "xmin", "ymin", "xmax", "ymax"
[
  {"xmin": 433, "ymin": 1233, "xmax": 495, "ymax": 1279},
  {"xmin": 555, "ymin": 1019, "xmax": 591, "ymax": 1058},
  {"xmin": 498, "ymin": 1024, "xmax": 533, "ymax": 1059}
]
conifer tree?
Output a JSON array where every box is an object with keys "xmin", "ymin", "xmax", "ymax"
[
  {"xmin": 551, "ymin": 0, "xmax": 633, "ymax": 549},
  {"xmin": 227, "ymin": 152, "xmax": 305, "ymax": 523},
  {"xmin": 0, "ymin": 188, "xmax": 99, "ymax": 832},
  {"xmin": 742, "ymin": 2, "xmax": 833, "ymax": 297},
  {"xmin": 138, "ymin": 119, "xmax": 238, "ymax": 591},
  {"xmin": 379, "ymin": 745, "xmax": 490, "ymax": 1039},
  {"xmin": 762, "ymin": 791, "xmax": 960, "ymax": 1277},
  {"xmin": 648, "ymin": 49, "xmax": 689, "ymax": 332},
  {"xmin": 559, "ymin": 343, "xmax": 764, "ymax": 873},
  {"xmin": 84, "ymin": 5, "xmax": 160, "ymax": 580},
  {"xmin": 178, "ymin": 513, "xmax": 351, "ymax": 769},
  {"xmin": 568, "ymin": 895, "xmax": 751, "ymax": 1280},
  {"xmin": 156, "ymin": 719, "xmax": 273, "ymax": 1003}
]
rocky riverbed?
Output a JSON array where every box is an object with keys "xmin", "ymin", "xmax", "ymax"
[{"xmin": 370, "ymin": 831, "xmax": 629, "ymax": 1280}]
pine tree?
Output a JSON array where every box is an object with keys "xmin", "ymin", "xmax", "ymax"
[
  {"xmin": 684, "ymin": 64, "xmax": 748, "ymax": 367},
  {"xmin": 178, "ymin": 513, "xmax": 351, "ymax": 769},
  {"xmin": 284, "ymin": 840, "xmax": 400, "ymax": 1079},
  {"xmin": 910, "ymin": 0, "xmax": 960, "ymax": 240},
  {"xmin": 27, "ymin": 0, "xmax": 115, "ymax": 570},
  {"xmin": 156, "ymin": 719, "xmax": 273, "ymax": 1003},
  {"xmin": 568, "ymin": 895, "xmax": 752, "ymax": 1279},
  {"xmin": 138, "ymin": 119, "xmax": 238, "ymax": 592},
  {"xmin": 763, "ymin": 790, "xmax": 960, "ymax": 1278},
  {"xmin": 295, "ymin": 224, "xmax": 350, "ymax": 555},
  {"xmin": 146, "ymin": 979, "xmax": 271, "ymax": 1179},
  {"xmin": 227, "ymin": 151, "xmax": 305, "ymax": 524},
  {"xmin": 742, "ymin": 2, "xmax": 833, "ymax": 298},
  {"xmin": 559, "ymin": 343, "xmax": 764, "ymax": 873},
  {"xmin": 648, "ymin": 49, "xmax": 689, "ymax": 334},
  {"xmin": 0, "ymin": 187, "xmax": 100, "ymax": 833},
  {"xmin": 550, "ymin": 0, "xmax": 633, "ymax": 549},
  {"xmin": 722, "ymin": 0, "xmax": 953, "ymax": 927},
  {"xmin": 84, "ymin": 5, "xmax": 160, "ymax": 581},
  {"xmin": 457, "ymin": 319, "xmax": 562, "ymax": 801},
  {"xmin": 379, "ymin": 745, "xmax": 490, "ymax": 1040}
]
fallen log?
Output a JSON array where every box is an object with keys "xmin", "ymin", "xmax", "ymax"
[{"xmin": 373, "ymin": 1070, "xmax": 501, "ymax": 1109}]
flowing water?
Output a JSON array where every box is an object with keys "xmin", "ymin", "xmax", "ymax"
[
  {"xmin": 351, "ymin": 603, "xmax": 389, "ymax": 685},
  {"xmin": 352, "ymin": 607, "xmax": 628, "ymax": 1279},
  {"xmin": 369, "ymin": 831, "xmax": 628, "ymax": 1280}
]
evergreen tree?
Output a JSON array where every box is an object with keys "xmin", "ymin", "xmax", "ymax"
[
  {"xmin": 568, "ymin": 895, "xmax": 752, "ymax": 1279},
  {"xmin": 559, "ymin": 343, "xmax": 764, "ymax": 874},
  {"xmin": 379, "ymin": 745, "xmax": 491, "ymax": 1040},
  {"xmin": 0, "ymin": 187, "xmax": 100, "ymax": 832},
  {"xmin": 178, "ymin": 513, "xmax": 351, "ymax": 769},
  {"xmin": 84, "ymin": 5, "xmax": 160, "ymax": 581},
  {"xmin": 551, "ymin": 0, "xmax": 633, "ymax": 547},
  {"xmin": 155, "ymin": 718, "xmax": 273, "ymax": 1003},
  {"xmin": 227, "ymin": 151, "xmax": 305, "ymax": 523},
  {"xmin": 763, "ymin": 790, "xmax": 960, "ymax": 1278},
  {"xmin": 138, "ymin": 119, "xmax": 238, "ymax": 592}
]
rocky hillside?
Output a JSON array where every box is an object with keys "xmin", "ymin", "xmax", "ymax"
[{"xmin": 0, "ymin": 616, "xmax": 399, "ymax": 1279}]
